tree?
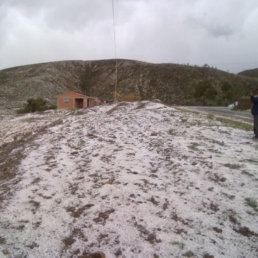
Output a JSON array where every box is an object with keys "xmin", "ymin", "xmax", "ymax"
[
  {"xmin": 17, "ymin": 98, "xmax": 54, "ymax": 113},
  {"xmin": 194, "ymin": 80, "xmax": 217, "ymax": 105},
  {"xmin": 79, "ymin": 66, "xmax": 94, "ymax": 96},
  {"xmin": 221, "ymin": 82, "xmax": 233, "ymax": 103}
]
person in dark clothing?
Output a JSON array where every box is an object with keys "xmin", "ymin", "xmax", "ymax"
[{"xmin": 250, "ymin": 89, "xmax": 258, "ymax": 138}]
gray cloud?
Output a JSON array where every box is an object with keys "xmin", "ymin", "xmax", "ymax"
[{"xmin": 0, "ymin": 0, "xmax": 258, "ymax": 73}]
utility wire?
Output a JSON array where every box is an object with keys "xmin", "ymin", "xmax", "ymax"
[{"xmin": 112, "ymin": 0, "xmax": 117, "ymax": 59}]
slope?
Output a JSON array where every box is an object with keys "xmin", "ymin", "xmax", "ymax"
[
  {"xmin": 1, "ymin": 60, "xmax": 258, "ymax": 113},
  {"xmin": 0, "ymin": 101, "xmax": 257, "ymax": 257},
  {"xmin": 238, "ymin": 68, "xmax": 258, "ymax": 79}
]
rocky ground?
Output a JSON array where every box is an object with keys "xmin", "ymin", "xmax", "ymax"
[{"xmin": 0, "ymin": 101, "xmax": 257, "ymax": 257}]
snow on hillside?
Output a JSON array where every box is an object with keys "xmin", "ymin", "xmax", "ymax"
[{"xmin": 0, "ymin": 101, "xmax": 257, "ymax": 257}]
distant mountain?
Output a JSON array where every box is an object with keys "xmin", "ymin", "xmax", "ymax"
[
  {"xmin": 238, "ymin": 68, "xmax": 258, "ymax": 79},
  {"xmin": 1, "ymin": 59, "xmax": 258, "ymax": 112}
]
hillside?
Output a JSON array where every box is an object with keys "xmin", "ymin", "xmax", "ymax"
[
  {"xmin": 0, "ymin": 101, "xmax": 257, "ymax": 257},
  {"xmin": 1, "ymin": 60, "xmax": 258, "ymax": 113},
  {"xmin": 238, "ymin": 68, "xmax": 258, "ymax": 79}
]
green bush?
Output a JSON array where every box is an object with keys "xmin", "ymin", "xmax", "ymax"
[
  {"xmin": 221, "ymin": 82, "xmax": 233, "ymax": 103},
  {"xmin": 207, "ymin": 114, "xmax": 215, "ymax": 120},
  {"xmin": 194, "ymin": 80, "xmax": 218, "ymax": 105},
  {"xmin": 245, "ymin": 198, "xmax": 258, "ymax": 211},
  {"xmin": 17, "ymin": 98, "xmax": 56, "ymax": 114}
]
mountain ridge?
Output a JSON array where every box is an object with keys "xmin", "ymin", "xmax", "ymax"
[
  {"xmin": 238, "ymin": 68, "xmax": 258, "ymax": 79},
  {"xmin": 0, "ymin": 59, "xmax": 258, "ymax": 112}
]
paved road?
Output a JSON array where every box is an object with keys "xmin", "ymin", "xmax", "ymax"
[{"xmin": 181, "ymin": 106, "xmax": 253, "ymax": 123}]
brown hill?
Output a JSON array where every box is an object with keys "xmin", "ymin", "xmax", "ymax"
[
  {"xmin": 0, "ymin": 59, "xmax": 258, "ymax": 112},
  {"xmin": 238, "ymin": 68, "xmax": 258, "ymax": 79}
]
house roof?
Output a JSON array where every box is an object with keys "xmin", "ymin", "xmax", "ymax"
[{"xmin": 57, "ymin": 91, "xmax": 88, "ymax": 98}]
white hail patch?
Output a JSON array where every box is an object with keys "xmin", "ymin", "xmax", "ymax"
[{"xmin": 0, "ymin": 101, "xmax": 257, "ymax": 257}]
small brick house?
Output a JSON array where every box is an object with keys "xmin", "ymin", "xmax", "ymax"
[
  {"xmin": 234, "ymin": 97, "xmax": 252, "ymax": 110},
  {"xmin": 57, "ymin": 92, "xmax": 100, "ymax": 109}
]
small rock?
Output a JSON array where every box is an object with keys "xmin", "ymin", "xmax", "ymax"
[{"xmin": 182, "ymin": 250, "xmax": 195, "ymax": 257}]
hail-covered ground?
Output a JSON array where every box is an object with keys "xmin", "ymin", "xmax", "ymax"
[{"xmin": 0, "ymin": 101, "xmax": 257, "ymax": 258}]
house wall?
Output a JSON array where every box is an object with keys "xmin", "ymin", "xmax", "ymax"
[
  {"xmin": 57, "ymin": 96, "xmax": 74, "ymax": 109},
  {"xmin": 88, "ymin": 98, "xmax": 98, "ymax": 107},
  {"xmin": 236, "ymin": 98, "xmax": 252, "ymax": 110},
  {"xmin": 57, "ymin": 92, "xmax": 88, "ymax": 109}
]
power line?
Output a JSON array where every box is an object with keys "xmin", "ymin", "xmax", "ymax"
[{"xmin": 112, "ymin": 0, "xmax": 117, "ymax": 59}]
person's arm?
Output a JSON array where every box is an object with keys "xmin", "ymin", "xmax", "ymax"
[
  {"xmin": 251, "ymin": 95, "xmax": 258, "ymax": 104},
  {"xmin": 250, "ymin": 91, "xmax": 255, "ymax": 102}
]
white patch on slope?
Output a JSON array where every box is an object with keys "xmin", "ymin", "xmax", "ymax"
[{"xmin": 0, "ymin": 101, "xmax": 257, "ymax": 257}]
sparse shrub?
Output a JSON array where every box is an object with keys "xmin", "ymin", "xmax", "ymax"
[
  {"xmin": 188, "ymin": 142, "xmax": 199, "ymax": 151},
  {"xmin": 79, "ymin": 68, "xmax": 93, "ymax": 96},
  {"xmin": 171, "ymin": 241, "xmax": 185, "ymax": 249},
  {"xmin": 78, "ymin": 140, "xmax": 86, "ymax": 148},
  {"xmin": 196, "ymin": 120, "xmax": 202, "ymax": 126},
  {"xmin": 17, "ymin": 98, "xmax": 56, "ymax": 113},
  {"xmin": 207, "ymin": 114, "xmax": 214, "ymax": 120},
  {"xmin": 245, "ymin": 198, "xmax": 258, "ymax": 211},
  {"xmin": 181, "ymin": 117, "xmax": 188, "ymax": 123},
  {"xmin": 168, "ymin": 129, "xmax": 175, "ymax": 135},
  {"xmin": 194, "ymin": 80, "xmax": 217, "ymax": 105},
  {"xmin": 119, "ymin": 92, "xmax": 141, "ymax": 102},
  {"xmin": 221, "ymin": 82, "xmax": 233, "ymax": 103},
  {"xmin": 48, "ymin": 104, "xmax": 57, "ymax": 110},
  {"xmin": 216, "ymin": 117, "xmax": 252, "ymax": 131},
  {"xmin": 224, "ymin": 163, "xmax": 241, "ymax": 169}
]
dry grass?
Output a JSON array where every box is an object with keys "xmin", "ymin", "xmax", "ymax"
[
  {"xmin": 0, "ymin": 132, "xmax": 35, "ymax": 208},
  {"xmin": 215, "ymin": 117, "xmax": 252, "ymax": 131},
  {"xmin": 245, "ymin": 198, "xmax": 258, "ymax": 211},
  {"xmin": 0, "ymin": 118, "xmax": 63, "ymax": 207}
]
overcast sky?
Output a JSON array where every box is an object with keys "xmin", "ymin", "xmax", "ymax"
[{"xmin": 0, "ymin": 0, "xmax": 258, "ymax": 73}]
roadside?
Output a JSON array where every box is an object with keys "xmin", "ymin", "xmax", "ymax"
[{"xmin": 178, "ymin": 106, "xmax": 253, "ymax": 125}]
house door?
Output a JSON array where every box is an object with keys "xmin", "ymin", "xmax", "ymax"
[{"xmin": 75, "ymin": 98, "xmax": 84, "ymax": 108}]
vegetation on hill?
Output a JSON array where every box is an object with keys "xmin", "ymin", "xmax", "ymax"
[
  {"xmin": 78, "ymin": 60, "xmax": 258, "ymax": 105},
  {"xmin": 0, "ymin": 59, "xmax": 258, "ymax": 112},
  {"xmin": 238, "ymin": 68, "xmax": 258, "ymax": 79},
  {"xmin": 193, "ymin": 80, "xmax": 218, "ymax": 105},
  {"xmin": 17, "ymin": 98, "xmax": 56, "ymax": 114}
]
